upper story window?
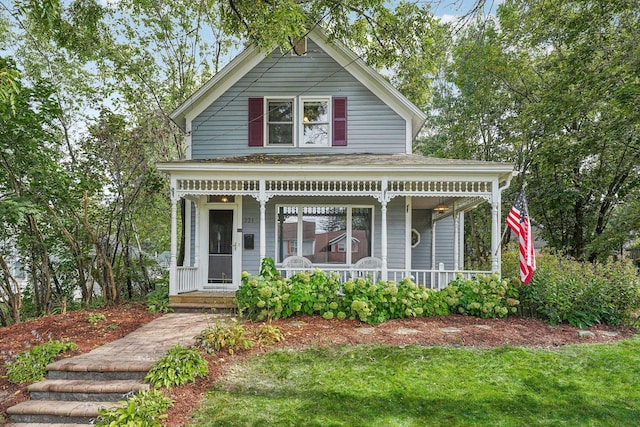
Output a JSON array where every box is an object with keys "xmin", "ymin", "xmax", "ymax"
[
  {"xmin": 248, "ymin": 96, "xmax": 347, "ymax": 148},
  {"xmin": 267, "ymin": 98, "xmax": 294, "ymax": 146},
  {"xmin": 301, "ymin": 98, "xmax": 329, "ymax": 146}
]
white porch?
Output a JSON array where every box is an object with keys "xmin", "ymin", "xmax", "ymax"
[{"xmin": 158, "ymin": 154, "xmax": 514, "ymax": 298}]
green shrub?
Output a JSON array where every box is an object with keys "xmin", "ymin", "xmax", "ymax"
[
  {"xmin": 514, "ymin": 251, "xmax": 640, "ymax": 327},
  {"xmin": 145, "ymin": 344, "xmax": 208, "ymax": 389},
  {"xmin": 446, "ymin": 273, "xmax": 518, "ymax": 318},
  {"xmin": 194, "ymin": 320, "xmax": 254, "ymax": 355},
  {"xmin": 236, "ymin": 259, "xmax": 343, "ymax": 321},
  {"xmin": 146, "ymin": 284, "xmax": 171, "ymax": 313},
  {"xmin": 87, "ymin": 313, "xmax": 107, "ymax": 324},
  {"xmin": 237, "ymin": 259, "xmax": 521, "ymax": 325},
  {"xmin": 5, "ymin": 339, "xmax": 77, "ymax": 383},
  {"xmin": 256, "ymin": 323, "xmax": 285, "ymax": 345},
  {"xmin": 95, "ymin": 389, "xmax": 172, "ymax": 427}
]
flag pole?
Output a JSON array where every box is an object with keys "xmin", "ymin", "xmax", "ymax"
[{"xmin": 494, "ymin": 224, "xmax": 510, "ymax": 257}]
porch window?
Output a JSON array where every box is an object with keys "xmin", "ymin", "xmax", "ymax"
[
  {"xmin": 277, "ymin": 205, "xmax": 372, "ymax": 264},
  {"xmin": 266, "ymin": 98, "xmax": 294, "ymax": 146}
]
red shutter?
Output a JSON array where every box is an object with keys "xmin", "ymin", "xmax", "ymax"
[
  {"xmin": 332, "ymin": 97, "xmax": 347, "ymax": 146},
  {"xmin": 248, "ymin": 97, "xmax": 264, "ymax": 147}
]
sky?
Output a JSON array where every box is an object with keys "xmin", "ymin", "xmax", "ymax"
[{"xmin": 416, "ymin": 0, "xmax": 503, "ymax": 21}]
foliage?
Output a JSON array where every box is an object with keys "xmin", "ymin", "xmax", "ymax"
[
  {"xmin": 447, "ymin": 273, "xmax": 519, "ymax": 318},
  {"xmin": 422, "ymin": 0, "xmax": 640, "ymax": 260},
  {"xmin": 87, "ymin": 312, "xmax": 107, "ymax": 324},
  {"xmin": 192, "ymin": 337, "xmax": 640, "ymax": 426},
  {"xmin": 216, "ymin": 0, "xmax": 446, "ymax": 107},
  {"xmin": 144, "ymin": 344, "xmax": 208, "ymax": 389},
  {"xmin": 146, "ymin": 284, "xmax": 171, "ymax": 314},
  {"xmin": 194, "ymin": 320, "xmax": 254, "ymax": 355},
  {"xmin": 516, "ymin": 252, "xmax": 640, "ymax": 327},
  {"xmin": 95, "ymin": 389, "xmax": 173, "ymax": 427},
  {"xmin": 237, "ymin": 259, "xmax": 518, "ymax": 325},
  {"xmin": 256, "ymin": 323, "xmax": 285, "ymax": 346},
  {"xmin": 5, "ymin": 339, "xmax": 77, "ymax": 384}
]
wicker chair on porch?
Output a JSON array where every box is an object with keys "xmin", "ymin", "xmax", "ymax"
[
  {"xmin": 281, "ymin": 256, "xmax": 313, "ymax": 277},
  {"xmin": 352, "ymin": 256, "xmax": 382, "ymax": 281}
]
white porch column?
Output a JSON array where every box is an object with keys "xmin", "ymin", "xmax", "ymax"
[
  {"xmin": 184, "ymin": 200, "xmax": 191, "ymax": 266},
  {"xmin": 491, "ymin": 189, "xmax": 501, "ymax": 273},
  {"xmin": 193, "ymin": 199, "xmax": 200, "ymax": 268},
  {"xmin": 381, "ymin": 200, "xmax": 388, "ymax": 281},
  {"xmin": 453, "ymin": 207, "xmax": 459, "ymax": 270},
  {"xmin": 379, "ymin": 179, "xmax": 389, "ymax": 281},
  {"xmin": 259, "ymin": 179, "xmax": 267, "ymax": 263},
  {"xmin": 169, "ymin": 187, "xmax": 178, "ymax": 296}
]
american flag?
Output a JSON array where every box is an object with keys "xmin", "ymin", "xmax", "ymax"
[{"xmin": 506, "ymin": 189, "xmax": 536, "ymax": 283}]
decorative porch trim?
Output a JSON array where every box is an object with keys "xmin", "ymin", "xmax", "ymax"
[{"xmin": 174, "ymin": 177, "xmax": 495, "ymax": 201}]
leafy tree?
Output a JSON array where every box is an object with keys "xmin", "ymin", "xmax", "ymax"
[
  {"xmin": 0, "ymin": 57, "xmax": 66, "ymax": 321},
  {"xmin": 422, "ymin": 0, "xmax": 640, "ymax": 261}
]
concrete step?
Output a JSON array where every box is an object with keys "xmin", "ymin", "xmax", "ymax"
[
  {"xmin": 5, "ymin": 423, "xmax": 92, "ymax": 427},
  {"xmin": 6, "ymin": 400, "xmax": 122, "ymax": 424},
  {"xmin": 169, "ymin": 292, "xmax": 236, "ymax": 312},
  {"xmin": 167, "ymin": 301, "xmax": 237, "ymax": 313},
  {"xmin": 46, "ymin": 359, "xmax": 153, "ymax": 381},
  {"xmin": 28, "ymin": 379, "xmax": 149, "ymax": 401}
]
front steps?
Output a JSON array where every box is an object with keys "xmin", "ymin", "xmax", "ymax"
[
  {"xmin": 5, "ymin": 313, "xmax": 222, "ymax": 427},
  {"xmin": 169, "ymin": 291, "xmax": 236, "ymax": 312},
  {"xmin": 6, "ymin": 362, "xmax": 150, "ymax": 426}
]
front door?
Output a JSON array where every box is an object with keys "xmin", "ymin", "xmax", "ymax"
[{"xmin": 208, "ymin": 209, "xmax": 234, "ymax": 288}]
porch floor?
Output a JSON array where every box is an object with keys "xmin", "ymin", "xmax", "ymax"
[{"xmin": 169, "ymin": 291, "xmax": 237, "ymax": 313}]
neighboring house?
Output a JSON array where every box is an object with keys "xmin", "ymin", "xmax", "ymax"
[{"xmin": 157, "ymin": 28, "xmax": 514, "ymax": 304}]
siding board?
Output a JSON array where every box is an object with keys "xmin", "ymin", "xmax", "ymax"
[{"xmin": 191, "ymin": 39, "xmax": 406, "ymax": 158}]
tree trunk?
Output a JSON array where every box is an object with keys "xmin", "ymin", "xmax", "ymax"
[
  {"xmin": 0, "ymin": 254, "xmax": 22, "ymax": 325},
  {"xmin": 82, "ymin": 194, "xmax": 119, "ymax": 305}
]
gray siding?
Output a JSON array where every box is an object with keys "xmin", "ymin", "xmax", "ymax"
[
  {"xmin": 434, "ymin": 216, "xmax": 455, "ymax": 269},
  {"xmin": 240, "ymin": 197, "xmax": 261, "ymax": 272},
  {"xmin": 386, "ymin": 197, "xmax": 406, "ymax": 268},
  {"xmin": 191, "ymin": 39, "xmax": 407, "ymax": 159},
  {"xmin": 411, "ymin": 209, "xmax": 432, "ymax": 270}
]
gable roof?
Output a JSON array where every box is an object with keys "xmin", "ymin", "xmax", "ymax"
[{"xmin": 171, "ymin": 27, "xmax": 428, "ymax": 139}]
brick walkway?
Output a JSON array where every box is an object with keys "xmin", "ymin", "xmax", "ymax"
[{"xmin": 6, "ymin": 313, "xmax": 229, "ymax": 426}]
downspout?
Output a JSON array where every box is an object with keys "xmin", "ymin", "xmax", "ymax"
[{"xmin": 492, "ymin": 172, "xmax": 515, "ymax": 274}]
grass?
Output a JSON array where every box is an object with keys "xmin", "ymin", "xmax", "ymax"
[{"xmin": 190, "ymin": 336, "xmax": 640, "ymax": 426}]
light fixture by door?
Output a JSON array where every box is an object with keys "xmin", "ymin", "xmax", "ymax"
[{"xmin": 434, "ymin": 199, "xmax": 449, "ymax": 214}]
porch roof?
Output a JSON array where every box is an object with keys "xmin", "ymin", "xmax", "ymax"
[{"xmin": 158, "ymin": 153, "xmax": 513, "ymax": 180}]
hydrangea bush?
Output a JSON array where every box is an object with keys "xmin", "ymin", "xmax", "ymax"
[{"xmin": 236, "ymin": 258, "xmax": 520, "ymax": 325}]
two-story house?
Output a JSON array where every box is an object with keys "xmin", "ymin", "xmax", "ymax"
[{"xmin": 158, "ymin": 28, "xmax": 514, "ymax": 309}]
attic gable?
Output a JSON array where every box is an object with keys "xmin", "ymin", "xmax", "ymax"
[{"xmin": 171, "ymin": 28, "xmax": 427, "ymax": 139}]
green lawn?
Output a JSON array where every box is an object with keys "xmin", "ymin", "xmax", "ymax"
[{"xmin": 190, "ymin": 336, "xmax": 640, "ymax": 426}]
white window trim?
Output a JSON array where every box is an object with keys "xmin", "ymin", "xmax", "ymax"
[
  {"xmin": 264, "ymin": 97, "xmax": 296, "ymax": 147},
  {"xmin": 298, "ymin": 96, "xmax": 331, "ymax": 148},
  {"xmin": 275, "ymin": 204, "xmax": 375, "ymax": 265}
]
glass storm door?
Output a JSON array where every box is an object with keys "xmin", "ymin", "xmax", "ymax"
[{"xmin": 208, "ymin": 210, "xmax": 234, "ymax": 283}]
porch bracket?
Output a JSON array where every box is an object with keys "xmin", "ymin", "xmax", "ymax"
[{"xmin": 375, "ymin": 179, "xmax": 392, "ymax": 281}]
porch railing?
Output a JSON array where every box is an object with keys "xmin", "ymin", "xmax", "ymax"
[
  {"xmin": 176, "ymin": 265, "xmax": 492, "ymax": 295},
  {"xmin": 280, "ymin": 265, "xmax": 492, "ymax": 291},
  {"xmin": 177, "ymin": 267, "xmax": 199, "ymax": 293}
]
